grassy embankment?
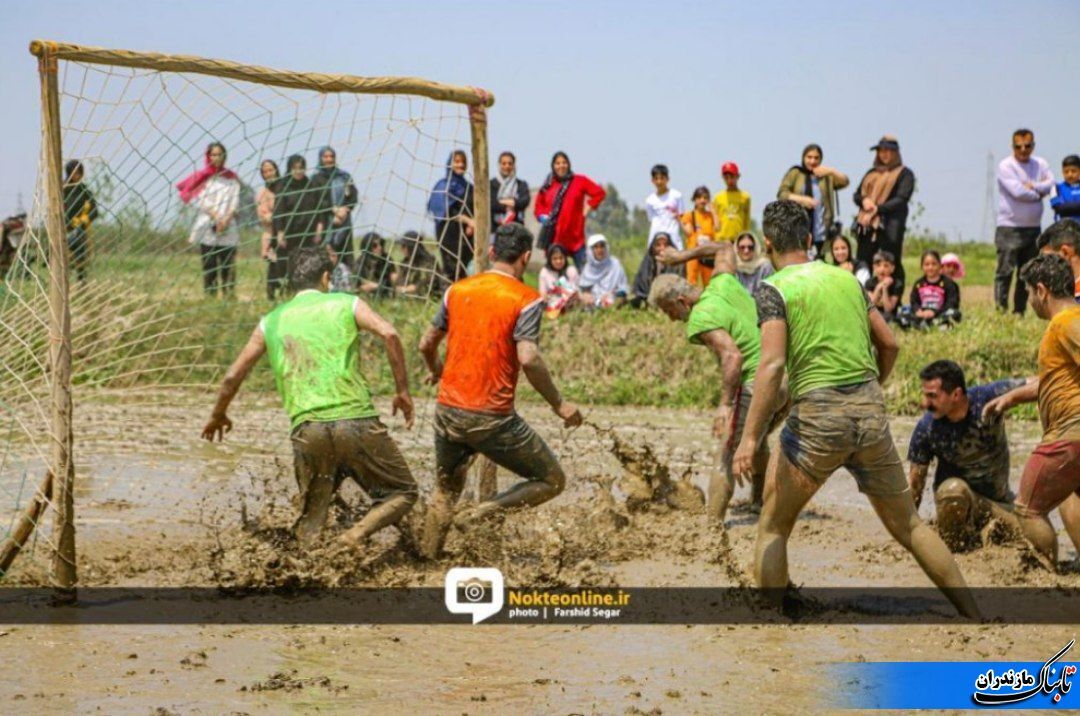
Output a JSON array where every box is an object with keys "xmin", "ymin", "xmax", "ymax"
[{"xmin": 1, "ymin": 236, "xmax": 1042, "ymax": 418}]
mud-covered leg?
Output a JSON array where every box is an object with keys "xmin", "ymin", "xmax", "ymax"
[
  {"xmin": 420, "ymin": 437, "xmax": 473, "ymax": 560},
  {"xmin": 336, "ymin": 419, "xmax": 419, "ymax": 547},
  {"xmin": 291, "ymin": 424, "xmax": 337, "ymax": 548},
  {"xmin": 755, "ymin": 450, "xmax": 821, "ymax": 603}
]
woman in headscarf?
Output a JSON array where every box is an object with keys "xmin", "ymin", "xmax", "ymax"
[
  {"xmin": 355, "ymin": 231, "xmax": 394, "ymax": 297},
  {"xmin": 178, "ymin": 142, "xmax": 240, "ymax": 297},
  {"xmin": 490, "ymin": 150, "xmax": 531, "ymax": 227},
  {"xmin": 538, "ymin": 244, "xmax": 579, "ymax": 317},
  {"xmin": 393, "ymin": 230, "xmax": 446, "ymax": 298},
  {"xmin": 733, "ymin": 231, "xmax": 774, "ymax": 295},
  {"xmin": 272, "ymin": 154, "xmax": 328, "ymax": 290},
  {"xmin": 578, "ymin": 234, "xmax": 629, "ymax": 309},
  {"xmin": 313, "ymin": 146, "xmax": 359, "ymax": 269},
  {"xmin": 256, "ymin": 159, "xmax": 288, "ymax": 300},
  {"xmin": 631, "ymin": 232, "xmax": 684, "ymax": 308},
  {"xmin": 533, "ymin": 151, "xmax": 607, "ymax": 270},
  {"xmin": 63, "ymin": 159, "xmax": 98, "ymax": 283},
  {"xmin": 853, "ymin": 135, "xmax": 916, "ymax": 291},
  {"xmin": 427, "ymin": 150, "xmax": 475, "ymax": 283},
  {"xmin": 777, "ymin": 143, "xmax": 849, "ymax": 258}
]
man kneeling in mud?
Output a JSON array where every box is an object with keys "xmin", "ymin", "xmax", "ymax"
[
  {"xmin": 418, "ymin": 223, "xmax": 582, "ymax": 559},
  {"xmin": 201, "ymin": 247, "xmax": 418, "ymax": 548},
  {"xmin": 733, "ymin": 200, "xmax": 980, "ymax": 619},
  {"xmin": 907, "ymin": 360, "xmax": 1034, "ymax": 550},
  {"xmin": 649, "ymin": 243, "xmax": 786, "ymax": 522}
]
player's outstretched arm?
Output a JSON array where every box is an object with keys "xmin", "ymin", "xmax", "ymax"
[
  {"xmin": 868, "ymin": 308, "xmax": 900, "ymax": 383},
  {"xmin": 518, "ymin": 340, "xmax": 582, "ymax": 428},
  {"xmin": 202, "ymin": 325, "xmax": 267, "ymax": 441},
  {"xmin": 982, "ymin": 376, "xmax": 1039, "ymax": 420},
  {"xmin": 355, "ymin": 298, "xmax": 414, "ymax": 429},
  {"xmin": 733, "ymin": 320, "xmax": 787, "ymax": 479},
  {"xmin": 699, "ymin": 329, "xmax": 744, "ymax": 440},
  {"xmin": 658, "ymin": 242, "xmax": 735, "ymax": 275}
]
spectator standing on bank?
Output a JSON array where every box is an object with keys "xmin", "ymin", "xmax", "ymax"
[
  {"xmin": 853, "ymin": 135, "xmax": 915, "ymax": 292},
  {"xmin": 994, "ymin": 128, "xmax": 1054, "ymax": 314}
]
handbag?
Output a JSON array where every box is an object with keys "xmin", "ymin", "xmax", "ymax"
[{"xmin": 537, "ymin": 220, "xmax": 555, "ymax": 251}]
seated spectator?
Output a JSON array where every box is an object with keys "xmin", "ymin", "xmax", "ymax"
[
  {"xmin": 733, "ymin": 231, "xmax": 773, "ymax": 295},
  {"xmin": 579, "ymin": 234, "xmax": 629, "ymax": 309},
  {"xmin": 865, "ymin": 250, "xmax": 902, "ymax": 321},
  {"xmin": 355, "ymin": 231, "xmax": 394, "ymax": 297},
  {"xmin": 941, "ymin": 252, "xmax": 966, "ymax": 281},
  {"xmin": 631, "ymin": 232, "xmax": 684, "ymax": 308},
  {"xmin": 897, "ymin": 249, "xmax": 962, "ymax": 330},
  {"xmin": 823, "ymin": 231, "xmax": 870, "ymax": 285},
  {"xmin": 538, "ymin": 244, "xmax": 579, "ymax": 318},
  {"xmin": 393, "ymin": 230, "xmax": 446, "ymax": 297}
]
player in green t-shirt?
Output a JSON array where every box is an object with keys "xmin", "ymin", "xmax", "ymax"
[
  {"xmin": 650, "ymin": 241, "xmax": 785, "ymax": 522},
  {"xmin": 201, "ymin": 247, "xmax": 418, "ymax": 550},
  {"xmin": 733, "ymin": 200, "xmax": 979, "ymax": 619}
]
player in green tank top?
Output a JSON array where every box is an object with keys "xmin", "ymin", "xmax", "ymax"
[
  {"xmin": 650, "ymin": 241, "xmax": 787, "ymax": 522},
  {"xmin": 732, "ymin": 200, "xmax": 979, "ymax": 619},
  {"xmin": 201, "ymin": 248, "xmax": 418, "ymax": 550}
]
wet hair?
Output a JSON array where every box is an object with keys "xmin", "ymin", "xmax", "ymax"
[
  {"xmin": 1021, "ymin": 253, "xmax": 1075, "ymax": 298},
  {"xmin": 1012, "ymin": 128, "xmax": 1034, "ymax": 140},
  {"xmin": 921, "ymin": 249, "xmax": 942, "ymax": 265},
  {"xmin": 692, "ymin": 185, "xmax": 710, "ymax": 201},
  {"xmin": 802, "ymin": 143, "xmax": 823, "ymax": 161},
  {"xmin": 492, "ymin": 223, "xmax": 533, "ymax": 263},
  {"xmin": 919, "ymin": 360, "xmax": 966, "ymax": 395},
  {"xmin": 1038, "ymin": 218, "xmax": 1080, "ymax": 251},
  {"xmin": 287, "ymin": 154, "xmax": 307, "ymax": 172},
  {"xmin": 289, "ymin": 247, "xmax": 334, "ymax": 290},
  {"xmin": 651, "ymin": 164, "xmax": 669, "ymax": 179},
  {"xmin": 872, "ymin": 250, "xmax": 896, "ymax": 265},
  {"xmin": 648, "ymin": 273, "xmax": 694, "ymax": 308},
  {"xmin": 1063, "ymin": 155, "xmax": 1080, "ymax": 170},
  {"xmin": 762, "ymin": 200, "xmax": 810, "ymax": 254},
  {"xmin": 499, "ymin": 151, "xmax": 516, "ymax": 163},
  {"xmin": 64, "ymin": 159, "xmax": 84, "ymax": 181}
]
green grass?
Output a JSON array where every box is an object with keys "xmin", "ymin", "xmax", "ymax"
[{"xmin": 0, "ymin": 235, "xmax": 1041, "ymax": 418}]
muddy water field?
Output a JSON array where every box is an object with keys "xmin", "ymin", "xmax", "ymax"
[{"xmin": 1, "ymin": 392, "xmax": 1078, "ymax": 713}]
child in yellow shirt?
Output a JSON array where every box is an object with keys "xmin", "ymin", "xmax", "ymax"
[{"xmin": 713, "ymin": 161, "xmax": 751, "ymax": 242}]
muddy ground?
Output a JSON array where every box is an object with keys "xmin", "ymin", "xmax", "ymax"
[{"xmin": 0, "ymin": 392, "xmax": 1077, "ymax": 713}]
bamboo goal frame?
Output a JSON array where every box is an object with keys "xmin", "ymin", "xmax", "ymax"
[{"xmin": 27, "ymin": 39, "xmax": 496, "ymax": 589}]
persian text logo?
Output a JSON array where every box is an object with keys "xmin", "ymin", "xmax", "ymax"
[
  {"xmin": 444, "ymin": 567, "xmax": 504, "ymax": 624},
  {"xmin": 972, "ymin": 639, "xmax": 1077, "ymax": 706}
]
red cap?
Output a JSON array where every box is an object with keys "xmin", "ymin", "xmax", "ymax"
[{"xmin": 721, "ymin": 161, "xmax": 740, "ymax": 176}]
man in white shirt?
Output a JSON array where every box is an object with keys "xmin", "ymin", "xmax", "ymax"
[
  {"xmin": 995, "ymin": 128, "xmax": 1055, "ymax": 315},
  {"xmin": 645, "ymin": 164, "xmax": 685, "ymax": 250}
]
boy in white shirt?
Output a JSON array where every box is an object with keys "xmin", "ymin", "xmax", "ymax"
[{"xmin": 645, "ymin": 164, "xmax": 685, "ymax": 250}]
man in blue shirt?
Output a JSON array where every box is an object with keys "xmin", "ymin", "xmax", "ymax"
[{"xmin": 907, "ymin": 360, "xmax": 1031, "ymax": 549}]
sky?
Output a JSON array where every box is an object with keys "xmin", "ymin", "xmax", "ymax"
[{"xmin": 2, "ymin": 0, "xmax": 1078, "ymax": 242}]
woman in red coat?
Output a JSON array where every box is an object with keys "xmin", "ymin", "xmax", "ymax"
[{"xmin": 534, "ymin": 151, "xmax": 606, "ymax": 269}]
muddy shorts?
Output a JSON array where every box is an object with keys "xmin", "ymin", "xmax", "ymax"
[
  {"xmin": 720, "ymin": 384, "xmax": 778, "ymax": 470},
  {"xmin": 779, "ymin": 380, "xmax": 908, "ymax": 496},
  {"xmin": 1015, "ymin": 439, "xmax": 1080, "ymax": 518},
  {"xmin": 291, "ymin": 417, "xmax": 417, "ymax": 501},
  {"xmin": 433, "ymin": 404, "xmax": 563, "ymax": 490}
]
